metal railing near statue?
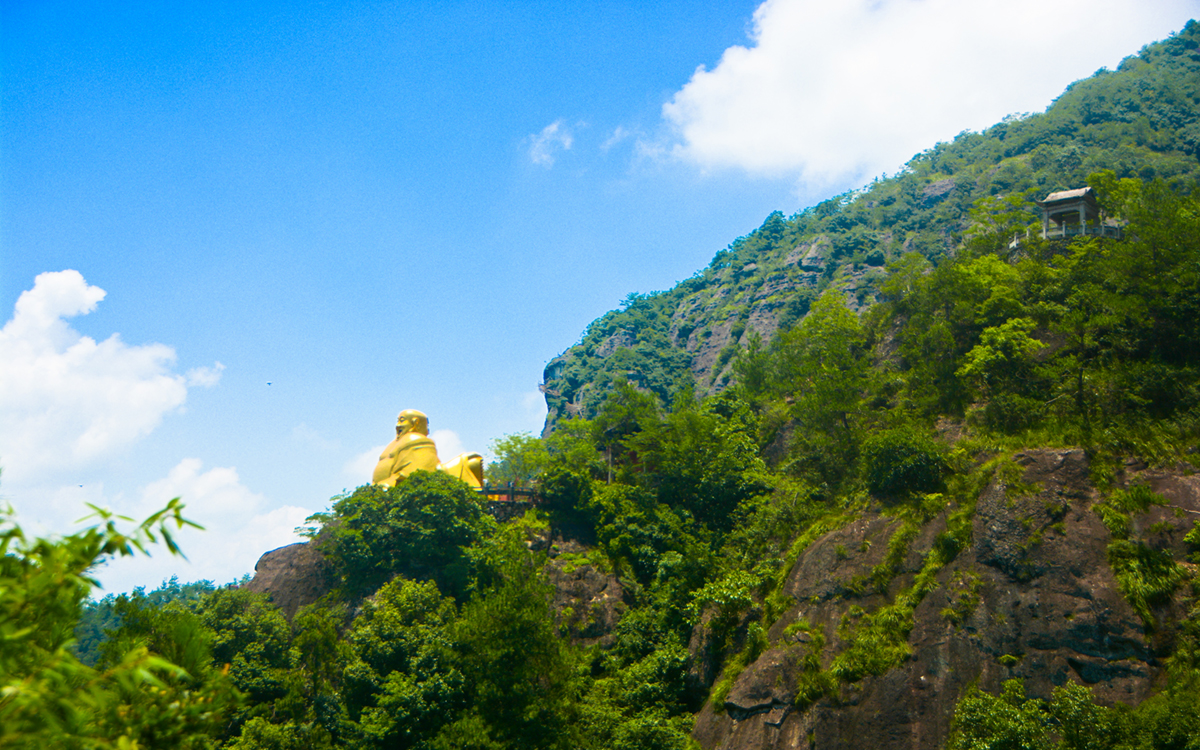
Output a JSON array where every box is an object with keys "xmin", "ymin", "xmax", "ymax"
[{"xmin": 481, "ymin": 483, "xmax": 541, "ymax": 503}]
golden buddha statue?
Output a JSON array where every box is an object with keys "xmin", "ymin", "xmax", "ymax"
[{"xmin": 371, "ymin": 409, "xmax": 484, "ymax": 489}]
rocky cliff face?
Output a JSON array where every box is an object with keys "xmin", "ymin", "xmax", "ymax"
[{"xmin": 690, "ymin": 450, "xmax": 1198, "ymax": 750}]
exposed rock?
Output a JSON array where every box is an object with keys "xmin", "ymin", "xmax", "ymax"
[
  {"xmin": 595, "ymin": 329, "xmax": 637, "ymax": 358},
  {"xmin": 921, "ymin": 178, "xmax": 956, "ymax": 204},
  {"xmin": 799, "ymin": 241, "xmax": 830, "ymax": 272},
  {"xmin": 785, "ymin": 236, "xmax": 831, "ymax": 272},
  {"xmin": 724, "ymin": 649, "xmax": 795, "ymax": 721},
  {"xmin": 545, "ymin": 539, "xmax": 628, "ymax": 647},
  {"xmin": 692, "ymin": 449, "xmax": 1198, "ymax": 750},
  {"xmin": 689, "ymin": 318, "xmax": 738, "ymax": 384},
  {"xmin": 245, "ymin": 540, "xmax": 335, "ymax": 621}
]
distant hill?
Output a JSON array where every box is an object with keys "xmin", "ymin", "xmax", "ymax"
[{"xmin": 541, "ymin": 20, "xmax": 1200, "ymax": 434}]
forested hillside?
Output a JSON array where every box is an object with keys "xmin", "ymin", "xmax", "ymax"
[
  {"xmin": 4, "ymin": 21, "xmax": 1200, "ymax": 750},
  {"xmin": 541, "ymin": 20, "xmax": 1200, "ymax": 430}
]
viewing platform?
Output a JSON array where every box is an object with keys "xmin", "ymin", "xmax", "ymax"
[
  {"xmin": 1035, "ymin": 186, "xmax": 1122, "ymax": 240},
  {"xmin": 1009, "ymin": 186, "xmax": 1122, "ymax": 248},
  {"xmin": 1041, "ymin": 223, "xmax": 1122, "ymax": 240}
]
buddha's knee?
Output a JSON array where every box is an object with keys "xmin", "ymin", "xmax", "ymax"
[{"xmin": 438, "ymin": 452, "xmax": 484, "ymax": 489}]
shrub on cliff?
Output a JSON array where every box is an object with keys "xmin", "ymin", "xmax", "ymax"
[{"xmin": 861, "ymin": 425, "xmax": 948, "ymax": 500}]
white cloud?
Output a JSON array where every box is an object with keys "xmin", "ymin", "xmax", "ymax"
[
  {"xmin": 661, "ymin": 0, "xmax": 1198, "ymax": 187},
  {"xmin": 0, "ymin": 271, "xmax": 220, "ymax": 483},
  {"xmin": 344, "ymin": 444, "xmax": 385, "ymax": 485},
  {"xmin": 95, "ymin": 458, "xmax": 313, "ymax": 593},
  {"xmin": 137, "ymin": 458, "xmax": 261, "ymax": 519},
  {"xmin": 186, "ymin": 362, "xmax": 225, "ymax": 387},
  {"xmin": 430, "ymin": 429, "xmax": 464, "ymax": 461},
  {"xmin": 528, "ymin": 119, "xmax": 574, "ymax": 166}
]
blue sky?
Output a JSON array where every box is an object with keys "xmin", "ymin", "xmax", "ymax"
[{"xmin": 3, "ymin": 0, "xmax": 1197, "ymax": 592}]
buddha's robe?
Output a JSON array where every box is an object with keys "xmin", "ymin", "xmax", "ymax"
[
  {"xmin": 372, "ymin": 433, "xmax": 485, "ymax": 490},
  {"xmin": 371, "ymin": 432, "xmax": 441, "ymax": 487}
]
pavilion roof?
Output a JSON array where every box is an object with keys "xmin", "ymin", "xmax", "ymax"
[{"xmin": 1037, "ymin": 187, "xmax": 1096, "ymax": 206}]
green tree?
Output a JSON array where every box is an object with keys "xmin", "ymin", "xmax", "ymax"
[
  {"xmin": 591, "ymin": 380, "xmax": 660, "ymax": 482},
  {"xmin": 769, "ymin": 291, "xmax": 869, "ymax": 487},
  {"xmin": 323, "ymin": 472, "xmax": 495, "ymax": 597},
  {"xmin": 949, "ymin": 679, "xmax": 1051, "ymax": 750},
  {"xmin": 957, "ymin": 317, "xmax": 1047, "ymax": 431},
  {"xmin": 627, "ymin": 392, "xmax": 768, "ymax": 531},
  {"xmin": 860, "ymin": 425, "xmax": 948, "ymax": 499},
  {"xmin": 441, "ymin": 528, "xmax": 577, "ymax": 749},
  {"xmin": 343, "ymin": 578, "xmax": 463, "ymax": 749},
  {"xmin": 486, "ymin": 432, "xmax": 550, "ymax": 486},
  {"xmin": 195, "ymin": 588, "xmax": 293, "ymax": 716}
]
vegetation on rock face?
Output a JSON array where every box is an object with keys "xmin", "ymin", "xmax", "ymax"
[{"xmin": 5, "ymin": 22, "xmax": 1200, "ymax": 750}]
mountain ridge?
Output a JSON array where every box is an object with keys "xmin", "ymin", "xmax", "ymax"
[{"xmin": 541, "ymin": 20, "xmax": 1200, "ymax": 433}]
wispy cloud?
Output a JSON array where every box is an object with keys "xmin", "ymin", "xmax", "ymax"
[
  {"xmin": 528, "ymin": 119, "xmax": 574, "ymax": 166},
  {"xmin": 344, "ymin": 445, "xmax": 385, "ymax": 486},
  {"xmin": 601, "ymin": 125, "xmax": 632, "ymax": 152},
  {"xmin": 430, "ymin": 429, "xmax": 464, "ymax": 460},
  {"xmin": 291, "ymin": 422, "xmax": 339, "ymax": 452},
  {"xmin": 186, "ymin": 363, "xmax": 225, "ymax": 387},
  {"xmin": 661, "ymin": 0, "xmax": 1197, "ymax": 187}
]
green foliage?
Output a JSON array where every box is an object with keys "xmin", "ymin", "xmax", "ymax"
[
  {"xmin": 758, "ymin": 291, "xmax": 870, "ymax": 488},
  {"xmin": 75, "ymin": 575, "xmax": 217, "ymax": 667},
  {"xmin": 487, "ymin": 432, "xmax": 550, "ymax": 486},
  {"xmin": 447, "ymin": 527, "xmax": 577, "ymax": 749},
  {"xmin": 949, "ymin": 679, "xmax": 1053, "ymax": 750},
  {"xmin": 707, "ymin": 621, "xmax": 768, "ymax": 708},
  {"xmin": 626, "ymin": 391, "xmax": 769, "ymax": 530},
  {"xmin": 1185, "ymin": 521, "xmax": 1200, "ymax": 563},
  {"xmin": 544, "ymin": 21, "xmax": 1200, "ymax": 445},
  {"xmin": 591, "ymin": 380, "xmax": 660, "ymax": 480},
  {"xmin": 197, "ymin": 587, "xmax": 293, "ymax": 716},
  {"xmin": 941, "ymin": 571, "xmax": 983, "ymax": 626},
  {"xmin": 689, "ymin": 570, "xmax": 760, "ymax": 639},
  {"xmin": 1108, "ymin": 484, "xmax": 1169, "ymax": 514},
  {"xmin": 0, "ymin": 500, "xmax": 240, "ymax": 749},
  {"xmin": 1091, "ymin": 483, "xmax": 1185, "ymax": 629},
  {"xmin": 342, "ymin": 578, "xmax": 463, "ymax": 748},
  {"xmin": 861, "ymin": 426, "xmax": 949, "ymax": 499},
  {"xmin": 949, "ymin": 673, "xmax": 1200, "ymax": 750},
  {"xmin": 13, "ymin": 25, "xmax": 1200, "ymax": 749},
  {"xmin": 1107, "ymin": 540, "xmax": 1187, "ymax": 630},
  {"xmin": 226, "ymin": 716, "xmax": 333, "ymax": 750},
  {"xmin": 582, "ymin": 482, "xmax": 712, "ymax": 589},
  {"xmin": 322, "ymin": 472, "xmax": 495, "ymax": 597}
]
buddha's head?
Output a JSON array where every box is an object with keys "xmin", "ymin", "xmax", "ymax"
[{"xmin": 396, "ymin": 409, "xmax": 430, "ymax": 437}]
